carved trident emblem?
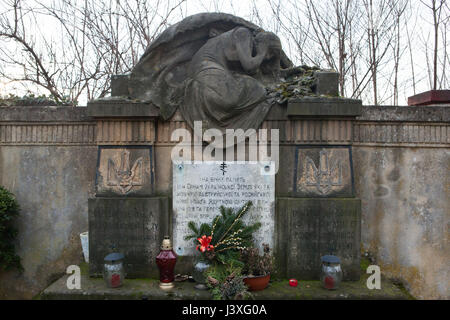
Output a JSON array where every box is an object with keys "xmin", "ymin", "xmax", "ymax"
[
  {"xmin": 305, "ymin": 149, "xmax": 342, "ymax": 195},
  {"xmin": 107, "ymin": 150, "xmax": 143, "ymax": 194}
]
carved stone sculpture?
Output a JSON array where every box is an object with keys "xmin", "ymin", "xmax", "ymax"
[{"xmin": 128, "ymin": 13, "xmax": 293, "ymax": 138}]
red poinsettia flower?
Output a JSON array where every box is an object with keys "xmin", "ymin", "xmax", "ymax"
[{"xmin": 196, "ymin": 235, "xmax": 214, "ymax": 252}]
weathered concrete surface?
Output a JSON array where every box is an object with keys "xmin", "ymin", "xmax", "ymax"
[
  {"xmin": 0, "ymin": 106, "xmax": 90, "ymax": 122},
  {"xmin": 354, "ymin": 147, "xmax": 449, "ymax": 299},
  {"xmin": 87, "ymin": 98, "xmax": 159, "ymax": 118},
  {"xmin": 287, "ymin": 98, "xmax": 362, "ymax": 117},
  {"xmin": 88, "ymin": 197, "xmax": 169, "ymax": 278},
  {"xmin": 111, "ymin": 75, "xmax": 130, "ymax": 97},
  {"xmin": 358, "ymin": 105, "xmax": 449, "ymax": 122},
  {"xmin": 40, "ymin": 271, "xmax": 409, "ymax": 300},
  {"xmin": 313, "ymin": 71, "xmax": 339, "ymax": 97},
  {"xmin": 0, "ymin": 146, "xmax": 97, "ymax": 299},
  {"xmin": 276, "ymin": 198, "xmax": 361, "ymax": 281}
]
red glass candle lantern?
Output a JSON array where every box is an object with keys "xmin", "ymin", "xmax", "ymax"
[{"xmin": 155, "ymin": 236, "xmax": 177, "ymax": 289}]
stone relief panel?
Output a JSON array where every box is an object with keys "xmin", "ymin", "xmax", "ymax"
[
  {"xmin": 95, "ymin": 146, "xmax": 153, "ymax": 196},
  {"xmin": 294, "ymin": 146, "xmax": 354, "ymax": 197}
]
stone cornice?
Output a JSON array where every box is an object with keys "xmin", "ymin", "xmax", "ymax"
[{"xmin": 0, "ymin": 104, "xmax": 448, "ymax": 147}]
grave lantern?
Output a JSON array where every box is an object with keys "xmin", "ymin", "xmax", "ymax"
[
  {"xmin": 156, "ymin": 236, "xmax": 177, "ymax": 289},
  {"xmin": 320, "ymin": 255, "xmax": 342, "ymax": 290},
  {"xmin": 103, "ymin": 252, "xmax": 125, "ymax": 288}
]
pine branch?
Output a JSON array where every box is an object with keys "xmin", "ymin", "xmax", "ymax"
[{"xmin": 216, "ymin": 201, "xmax": 253, "ymax": 246}]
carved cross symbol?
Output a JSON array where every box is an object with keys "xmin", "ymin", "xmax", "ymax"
[
  {"xmin": 305, "ymin": 149, "xmax": 342, "ymax": 195},
  {"xmin": 107, "ymin": 150, "xmax": 143, "ymax": 194},
  {"xmin": 219, "ymin": 162, "xmax": 227, "ymax": 175}
]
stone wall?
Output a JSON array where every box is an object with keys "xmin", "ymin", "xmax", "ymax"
[
  {"xmin": 0, "ymin": 104, "xmax": 448, "ymax": 299},
  {"xmin": 0, "ymin": 107, "xmax": 97, "ymax": 299},
  {"xmin": 353, "ymin": 106, "xmax": 449, "ymax": 300}
]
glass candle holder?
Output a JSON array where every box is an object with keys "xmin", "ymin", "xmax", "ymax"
[
  {"xmin": 192, "ymin": 256, "xmax": 211, "ymax": 290},
  {"xmin": 156, "ymin": 236, "xmax": 177, "ymax": 289},
  {"xmin": 320, "ymin": 255, "xmax": 342, "ymax": 290},
  {"xmin": 103, "ymin": 252, "xmax": 125, "ymax": 288}
]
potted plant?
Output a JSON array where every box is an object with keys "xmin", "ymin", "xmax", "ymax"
[{"xmin": 240, "ymin": 243, "xmax": 273, "ymax": 291}]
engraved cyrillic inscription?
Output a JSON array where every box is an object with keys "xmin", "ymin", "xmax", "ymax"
[{"xmin": 173, "ymin": 161, "xmax": 275, "ymax": 256}]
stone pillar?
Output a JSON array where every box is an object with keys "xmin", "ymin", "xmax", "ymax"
[
  {"xmin": 86, "ymin": 97, "xmax": 169, "ymax": 278},
  {"xmin": 274, "ymin": 96, "xmax": 362, "ymax": 280}
]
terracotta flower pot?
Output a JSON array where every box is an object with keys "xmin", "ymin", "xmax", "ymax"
[{"xmin": 243, "ymin": 274, "xmax": 270, "ymax": 291}]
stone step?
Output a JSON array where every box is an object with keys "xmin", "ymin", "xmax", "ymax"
[{"xmin": 39, "ymin": 273, "xmax": 411, "ymax": 300}]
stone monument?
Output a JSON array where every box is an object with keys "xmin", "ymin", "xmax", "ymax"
[
  {"xmin": 88, "ymin": 143, "xmax": 169, "ymax": 278},
  {"xmin": 127, "ymin": 13, "xmax": 293, "ymax": 137},
  {"xmin": 87, "ymin": 12, "xmax": 362, "ymax": 281},
  {"xmin": 172, "ymin": 161, "xmax": 275, "ymax": 256}
]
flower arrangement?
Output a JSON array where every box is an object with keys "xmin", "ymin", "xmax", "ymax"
[
  {"xmin": 205, "ymin": 264, "xmax": 251, "ymax": 300},
  {"xmin": 185, "ymin": 201, "xmax": 261, "ymax": 266}
]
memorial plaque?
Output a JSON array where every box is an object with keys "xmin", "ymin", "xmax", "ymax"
[
  {"xmin": 277, "ymin": 198, "xmax": 361, "ymax": 280},
  {"xmin": 88, "ymin": 197, "xmax": 168, "ymax": 278},
  {"xmin": 293, "ymin": 146, "xmax": 354, "ymax": 197},
  {"xmin": 95, "ymin": 146, "xmax": 154, "ymax": 197},
  {"xmin": 173, "ymin": 161, "xmax": 275, "ymax": 256}
]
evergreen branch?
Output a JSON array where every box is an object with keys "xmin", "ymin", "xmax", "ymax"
[{"xmin": 216, "ymin": 201, "xmax": 252, "ymax": 245}]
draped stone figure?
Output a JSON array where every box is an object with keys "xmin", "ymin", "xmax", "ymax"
[{"xmin": 128, "ymin": 13, "xmax": 293, "ymax": 142}]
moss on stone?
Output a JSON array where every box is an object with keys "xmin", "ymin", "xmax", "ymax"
[
  {"xmin": 395, "ymin": 283, "xmax": 416, "ymax": 300},
  {"xmin": 360, "ymin": 257, "xmax": 370, "ymax": 273},
  {"xmin": 79, "ymin": 262, "xmax": 89, "ymax": 276},
  {"xmin": 40, "ymin": 269, "xmax": 411, "ymax": 300}
]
